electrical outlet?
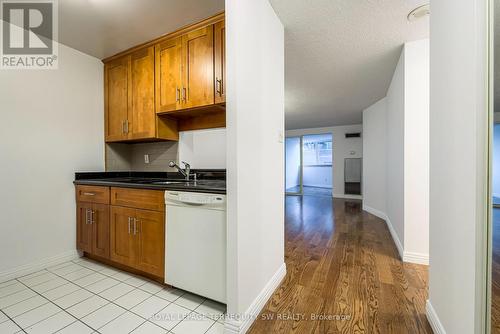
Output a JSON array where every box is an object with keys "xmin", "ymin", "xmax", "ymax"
[{"xmin": 144, "ymin": 154, "xmax": 150, "ymax": 164}]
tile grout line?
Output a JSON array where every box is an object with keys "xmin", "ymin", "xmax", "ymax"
[
  {"xmin": 0, "ymin": 300, "xmax": 29, "ymax": 333},
  {"xmin": 5, "ymin": 259, "xmax": 224, "ymax": 334},
  {"xmin": 46, "ymin": 261, "xmax": 181, "ymax": 332},
  {"xmin": 13, "ymin": 277, "xmax": 103, "ymax": 334}
]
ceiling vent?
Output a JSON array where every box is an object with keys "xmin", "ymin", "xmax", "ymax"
[{"xmin": 345, "ymin": 133, "xmax": 361, "ymax": 138}]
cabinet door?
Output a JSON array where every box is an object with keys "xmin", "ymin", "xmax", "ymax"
[
  {"xmin": 105, "ymin": 57, "xmax": 130, "ymax": 142},
  {"xmin": 155, "ymin": 37, "xmax": 182, "ymax": 113},
  {"xmin": 129, "ymin": 47, "xmax": 156, "ymax": 140},
  {"xmin": 181, "ymin": 25, "xmax": 214, "ymax": 109},
  {"xmin": 110, "ymin": 206, "xmax": 136, "ymax": 267},
  {"xmin": 134, "ymin": 209, "xmax": 164, "ymax": 277},
  {"xmin": 76, "ymin": 202, "xmax": 93, "ymax": 253},
  {"xmin": 214, "ymin": 20, "xmax": 225, "ymax": 104},
  {"xmin": 92, "ymin": 204, "xmax": 110, "ymax": 259}
]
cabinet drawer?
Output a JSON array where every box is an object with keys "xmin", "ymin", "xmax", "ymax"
[
  {"xmin": 76, "ymin": 186, "xmax": 110, "ymax": 204},
  {"xmin": 111, "ymin": 187, "xmax": 165, "ymax": 211}
]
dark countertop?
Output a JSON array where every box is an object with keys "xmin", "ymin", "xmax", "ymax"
[{"xmin": 74, "ymin": 171, "xmax": 226, "ymax": 194}]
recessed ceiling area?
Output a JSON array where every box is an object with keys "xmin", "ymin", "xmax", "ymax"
[
  {"xmin": 269, "ymin": 0, "xmax": 429, "ymax": 129},
  {"xmin": 58, "ymin": 0, "xmax": 224, "ymax": 59}
]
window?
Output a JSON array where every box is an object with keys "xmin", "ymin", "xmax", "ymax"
[{"xmin": 303, "ymin": 138, "xmax": 332, "ymax": 166}]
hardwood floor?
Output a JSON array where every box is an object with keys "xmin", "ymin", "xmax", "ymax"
[
  {"xmin": 248, "ymin": 196, "xmax": 432, "ymax": 334},
  {"xmin": 491, "ymin": 208, "xmax": 500, "ymax": 333}
]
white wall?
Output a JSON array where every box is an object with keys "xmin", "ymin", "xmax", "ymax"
[
  {"xmin": 427, "ymin": 0, "xmax": 488, "ymax": 333},
  {"xmin": 0, "ymin": 43, "xmax": 104, "ymax": 278},
  {"xmin": 362, "ymin": 98, "xmax": 387, "ymax": 215},
  {"xmin": 362, "ymin": 40, "xmax": 429, "ymax": 265},
  {"xmin": 386, "ymin": 49, "xmax": 405, "ymax": 251},
  {"xmin": 226, "ymin": 0, "xmax": 285, "ymax": 332},
  {"xmin": 285, "ymin": 137, "xmax": 301, "ymax": 189},
  {"xmin": 178, "ymin": 128, "xmax": 226, "ymax": 169},
  {"xmin": 403, "ymin": 39, "xmax": 430, "ymax": 261},
  {"xmin": 286, "ymin": 124, "xmax": 363, "ymax": 198}
]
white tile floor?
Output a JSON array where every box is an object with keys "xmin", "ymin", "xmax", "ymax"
[{"xmin": 0, "ymin": 258, "xmax": 226, "ymax": 334}]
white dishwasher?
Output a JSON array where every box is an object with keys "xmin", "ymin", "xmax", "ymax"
[{"xmin": 165, "ymin": 191, "xmax": 226, "ymax": 303}]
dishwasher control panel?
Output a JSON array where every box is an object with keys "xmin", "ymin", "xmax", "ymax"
[{"xmin": 165, "ymin": 191, "xmax": 226, "ymax": 206}]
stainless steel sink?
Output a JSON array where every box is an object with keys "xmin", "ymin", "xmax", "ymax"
[{"xmin": 151, "ymin": 181, "xmax": 191, "ymax": 185}]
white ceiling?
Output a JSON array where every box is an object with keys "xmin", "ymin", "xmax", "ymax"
[
  {"xmin": 58, "ymin": 0, "xmax": 224, "ymax": 59},
  {"xmin": 269, "ymin": 0, "xmax": 429, "ymax": 129}
]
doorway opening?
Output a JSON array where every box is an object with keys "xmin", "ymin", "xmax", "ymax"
[{"xmin": 285, "ymin": 133, "xmax": 333, "ymax": 196}]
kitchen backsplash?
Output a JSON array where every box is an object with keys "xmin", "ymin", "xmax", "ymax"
[
  {"xmin": 106, "ymin": 141, "xmax": 179, "ymax": 172},
  {"xmin": 106, "ymin": 128, "xmax": 227, "ymax": 172}
]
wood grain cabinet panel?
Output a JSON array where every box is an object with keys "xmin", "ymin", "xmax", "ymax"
[
  {"xmin": 110, "ymin": 206, "xmax": 136, "ymax": 267},
  {"xmin": 214, "ymin": 20, "xmax": 225, "ymax": 104},
  {"xmin": 134, "ymin": 209, "xmax": 165, "ymax": 277},
  {"xmin": 76, "ymin": 202, "xmax": 93, "ymax": 253},
  {"xmin": 92, "ymin": 203, "xmax": 110, "ymax": 258},
  {"xmin": 129, "ymin": 47, "xmax": 156, "ymax": 140},
  {"xmin": 181, "ymin": 25, "xmax": 214, "ymax": 109},
  {"xmin": 76, "ymin": 185, "xmax": 110, "ymax": 204},
  {"xmin": 155, "ymin": 37, "xmax": 183, "ymax": 113},
  {"xmin": 105, "ymin": 48, "xmax": 177, "ymax": 143},
  {"xmin": 111, "ymin": 187, "xmax": 165, "ymax": 211},
  {"xmin": 105, "ymin": 57, "xmax": 129, "ymax": 142}
]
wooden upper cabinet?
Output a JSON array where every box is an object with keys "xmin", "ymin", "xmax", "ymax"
[
  {"xmin": 155, "ymin": 37, "xmax": 182, "ymax": 113},
  {"xmin": 181, "ymin": 25, "xmax": 214, "ymax": 109},
  {"xmin": 104, "ymin": 14, "xmax": 225, "ymax": 140},
  {"xmin": 129, "ymin": 47, "xmax": 155, "ymax": 140},
  {"xmin": 214, "ymin": 20, "xmax": 225, "ymax": 104},
  {"xmin": 105, "ymin": 57, "xmax": 129, "ymax": 142}
]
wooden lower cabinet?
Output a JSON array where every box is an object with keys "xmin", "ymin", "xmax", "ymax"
[
  {"xmin": 135, "ymin": 209, "xmax": 164, "ymax": 277},
  {"xmin": 110, "ymin": 205, "xmax": 165, "ymax": 277},
  {"xmin": 76, "ymin": 202, "xmax": 93, "ymax": 253},
  {"xmin": 77, "ymin": 202, "xmax": 110, "ymax": 258},
  {"xmin": 76, "ymin": 185, "xmax": 165, "ymax": 279},
  {"xmin": 110, "ymin": 206, "xmax": 136, "ymax": 267}
]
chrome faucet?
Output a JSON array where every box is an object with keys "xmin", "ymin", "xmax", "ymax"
[{"xmin": 169, "ymin": 161, "xmax": 191, "ymax": 180}]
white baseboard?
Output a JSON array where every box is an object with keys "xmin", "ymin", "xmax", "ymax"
[
  {"xmin": 224, "ymin": 263, "xmax": 286, "ymax": 334},
  {"xmin": 403, "ymin": 251, "xmax": 429, "ymax": 265},
  {"xmin": 362, "ymin": 205, "xmax": 387, "ymax": 221},
  {"xmin": 0, "ymin": 250, "xmax": 80, "ymax": 283},
  {"xmin": 426, "ymin": 300, "xmax": 446, "ymax": 334},
  {"xmin": 363, "ymin": 205, "xmax": 404, "ymax": 261},
  {"xmin": 363, "ymin": 205, "xmax": 429, "ymax": 265},
  {"xmin": 333, "ymin": 193, "xmax": 363, "ymax": 200}
]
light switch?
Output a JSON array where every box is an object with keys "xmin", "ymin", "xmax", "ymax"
[
  {"xmin": 144, "ymin": 154, "xmax": 150, "ymax": 164},
  {"xmin": 278, "ymin": 131, "xmax": 284, "ymax": 143}
]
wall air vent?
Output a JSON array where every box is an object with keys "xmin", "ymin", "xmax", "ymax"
[{"xmin": 345, "ymin": 133, "xmax": 361, "ymax": 138}]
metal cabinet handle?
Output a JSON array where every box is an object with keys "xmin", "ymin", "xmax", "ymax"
[
  {"xmin": 85, "ymin": 209, "xmax": 90, "ymax": 225},
  {"xmin": 176, "ymin": 87, "xmax": 180, "ymax": 102},
  {"xmin": 216, "ymin": 78, "xmax": 222, "ymax": 96},
  {"xmin": 133, "ymin": 218, "xmax": 138, "ymax": 235},
  {"xmin": 90, "ymin": 210, "xmax": 95, "ymax": 224},
  {"xmin": 128, "ymin": 217, "xmax": 131, "ymax": 234},
  {"xmin": 182, "ymin": 87, "xmax": 187, "ymax": 102},
  {"xmin": 83, "ymin": 192, "xmax": 95, "ymax": 196},
  {"xmin": 124, "ymin": 120, "xmax": 129, "ymax": 134},
  {"xmin": 122, "ymin": 120, "xmax": 126, "ymax": 134}
]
